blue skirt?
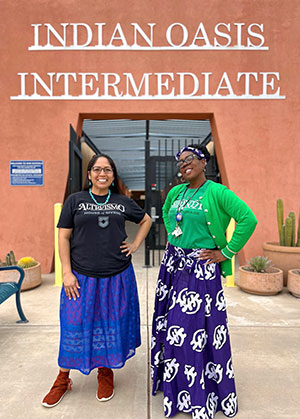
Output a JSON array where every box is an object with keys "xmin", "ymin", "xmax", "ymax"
[
  {"xmin": 58, "ymin": 263, "xmax": 141, "ymax": 374},
  {"xmin": 151, "ymin": 245, "xmax": 238, "ymax": 418}
]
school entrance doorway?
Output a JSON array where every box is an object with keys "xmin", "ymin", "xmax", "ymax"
[{"xmin": 69, "ymin": 119, "xmax": 220, "ymax": 266}]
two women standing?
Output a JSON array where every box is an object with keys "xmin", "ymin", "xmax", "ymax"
[{"xmin": 43, "ymin": 146, "xmax": 256, "ymax": 419}]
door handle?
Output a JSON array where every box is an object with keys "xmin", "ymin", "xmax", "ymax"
[{"xmin": 151, "ymin": 206, "xmax": 159, "ymax": 222}]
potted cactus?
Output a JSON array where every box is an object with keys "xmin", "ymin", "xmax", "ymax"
[
  {"xmin": 262, "ymin": 199, "xmax": 300, "ymax": 285},
  {"xmin": 287, "ymin": 260, "xmax": 300, "ymax": 298},
  {"xmin": 0, "ymin": 251, "xmax": 41, "ymax": 291},
  {"xmin": 238, "ymin": 256, "xmax": 283, "ymax": 296}
]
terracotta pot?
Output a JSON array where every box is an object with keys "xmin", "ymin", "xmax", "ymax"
[
  {"xmin": 238, "ymin": 266, "xmax": 283, "ymax": 296},
  {"xmin": 262, "ymin": 242, "xmax": 300, "ymax": 285},
  {"xmin": 287, "ymin": 269, "xmax": 300, "ymax": 298},
  {"xmin": 0, "ymin": 263, "xmax": 41, "ymax": 291},
  {"xmin": 21, "ymin": 263, "xmax": 41, "ymax": 291}
]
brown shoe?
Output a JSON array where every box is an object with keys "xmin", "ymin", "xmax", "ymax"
[
  {"xmin": 96, "ymin": 367, "xmax": 114, "ymax": 402},
  {"xmin": 41, "ymin": 370, "xmax": 72, "ymax": 408}
]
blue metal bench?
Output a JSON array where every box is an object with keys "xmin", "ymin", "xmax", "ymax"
[{"xmin": 0, "ymin": 266, "xmax": 28, "ymax": 323}]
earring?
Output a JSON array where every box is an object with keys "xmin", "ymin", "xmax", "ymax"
[
  {"xmin": 89, "ymin": 180, "xmax": 92, "ymax": 187},
  {"xmin": 112, "ymin": 181, "xmax": 115, "ymax": 187}
]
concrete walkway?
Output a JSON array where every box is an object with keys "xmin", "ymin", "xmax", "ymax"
[{"xmin": 0, "ymin": 233, "xmax": 300, "ymax": 418}]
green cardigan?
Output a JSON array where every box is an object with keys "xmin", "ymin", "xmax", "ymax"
[{"xmin": 163, "ymin": 180, "xmax": 257, "ymax": 277}]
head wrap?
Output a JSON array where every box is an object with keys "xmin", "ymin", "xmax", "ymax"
[{"xmin": 175, "ymin": 146, "xmax": 206, "ymax": 161}]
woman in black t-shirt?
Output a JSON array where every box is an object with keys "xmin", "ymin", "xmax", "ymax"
[{"xmin": 42, "ymin": 154, "xmax": 152, "ymax": 408}]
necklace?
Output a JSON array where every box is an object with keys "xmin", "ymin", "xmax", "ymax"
[
  {"xmin": 172, "ymin": 181, "xmax": 206, "ymax": 238},
  {"xmin": 176, "ymin": 182, "xmax": 206, "ymax": 221},
  {"xmin": 89, "ymin": 188, "xmax": 111, "ymax": 205}
]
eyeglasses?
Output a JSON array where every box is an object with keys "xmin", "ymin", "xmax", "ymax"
[
  {"xmin": 176, "ymin": 153, "xmax": 200, "ymax": 169},
  {"xmin": 91, "ymin": 166, "xmax": 113, "ymax": 174}
]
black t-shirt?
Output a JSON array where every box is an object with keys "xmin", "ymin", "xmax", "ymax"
[{"xmin": 57, "ymin": 190, "xmax": 145, "ymax": 278}]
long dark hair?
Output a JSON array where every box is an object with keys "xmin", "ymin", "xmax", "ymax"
[{"xmin": 83, "ymin": 154, "xmax": 124, "ymax": 195}]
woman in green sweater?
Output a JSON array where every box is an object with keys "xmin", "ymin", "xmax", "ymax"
[{"xmin": 151, "ymin": 144, "xmax": 257, "ymax": 418}]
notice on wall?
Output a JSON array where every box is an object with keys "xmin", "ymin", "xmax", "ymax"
[{"xmin": 10, "ymin": 160, "xmax": 44, "ymax": 186}]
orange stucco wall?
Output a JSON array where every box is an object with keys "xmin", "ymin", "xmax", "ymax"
[{"xmin": 1, "ymin": 1, "xmax": 300, "ymax": 272}]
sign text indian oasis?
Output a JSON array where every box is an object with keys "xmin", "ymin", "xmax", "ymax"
[{"xmin": 10, "ymin": 22, "xmax": 285, "ymax": 100}]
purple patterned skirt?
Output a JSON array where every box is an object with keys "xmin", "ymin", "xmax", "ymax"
[
  {"xmin": 58, "ymin": 263, "xmax": 141, "ymax": 374},
  {"xmin": 151, "ymin": 244, "xmax": 238, "ymax": 418}
]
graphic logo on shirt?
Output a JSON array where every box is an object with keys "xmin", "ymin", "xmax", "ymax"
[
  {"xmin": 172, "ymin": 198, "xmax": 203, "ymax": 211},
  {"xmin": 78, "ymin": 202, "xmax": 125, "ymax": 212},
  {"xmin": 98, "ymin": 216, "xmax": 109, "ymax": 228}
]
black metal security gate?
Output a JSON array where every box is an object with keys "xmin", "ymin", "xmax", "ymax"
[
  {"xmin": 68, "ymin": 124, "xmax": 82, "ymax": 195},
  {"xmin": 80, "ymin": 118, "xmax": 220, "ymax": 266}
]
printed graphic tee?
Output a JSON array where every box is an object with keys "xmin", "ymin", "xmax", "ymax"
[
  {"xmin": 57, "ymin": 190, "xmax": 145, "ymax": 277},
  {"xmin": 167, "ymin": 181, "xmax": 216, "ymax": 249}
]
